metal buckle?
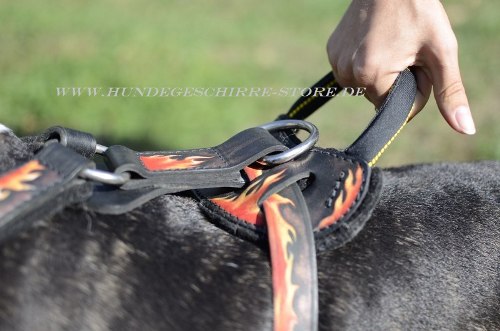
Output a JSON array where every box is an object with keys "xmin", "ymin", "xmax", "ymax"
[{"xmin": 259, "ymin": 120, "xmax": 319, "ymax": 165}]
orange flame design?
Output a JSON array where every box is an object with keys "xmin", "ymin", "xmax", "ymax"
[
  {"xmin": 210, "ymin": 169, "xmax": 286, "ymax": 226},
  {"xmin": 263, "ymin": 194, "xmax": 298, "ymax": 331},
  {"xmin": 242, "ymin": 166, "xmax": 263, "ymax": 181},
  {"xmin": 0, "ymin": 160, "xmax": 45, "ymax": 201},
  {"xmin": 317, "ymin": 166, "xmax": 363, "ymax": 230},
  {"xmin": 140, "ymin": 154, "xmax": 212, "ymax": 171}
]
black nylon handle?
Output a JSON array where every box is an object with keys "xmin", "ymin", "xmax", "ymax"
[
  {"xmin": 283, "ymin": 69, "xmax": 417, "ymax": 165},
  {"xmin": 285, "ymin": 71, "xmax": 340, "ymax": 120},
  {"xmin": 345, "ymin": 69, "xmax": 417, "ymax": 165}
]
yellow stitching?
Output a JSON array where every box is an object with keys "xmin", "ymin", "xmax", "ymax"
[
  {"xmin": 368, "ymin": 104, "xmax": 415, "ymax": 167},
  {"xmin": 289, "ymin": 79, "xmax": 338, "ymax": 118},
  {"xmin": 289, "ymin": 79, "xmax": 337, "ymax": 118}
]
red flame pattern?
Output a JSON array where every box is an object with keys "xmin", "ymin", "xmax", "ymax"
[
  {"xmin": 317, "ymin": 166, "xmax": 363, "ymax": 230},
  {"xmin": 0, "ymin": 160, "xmax": 45, "ymax": 201},
  {"xmin": 210, "ymin": 169, "xmax": 285, "ymax": 226},
  {"xmin": 263, "ymin": 194, "xmax": 299, "ymax": 331},
  {"xmin": 140, "ymin": 154, "xmax": 212, "ymax": 171}
]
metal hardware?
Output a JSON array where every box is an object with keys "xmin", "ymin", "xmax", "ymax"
[
  {"xmin": 95, "ymin": 144, "xmax": 108, "ymax": 154},
  {"xmin": 259, "ymin": 120, "xmax": 319, "ymax": 165},
  {"xmin": 79, "ymin": 168, "xmax": 130, "ymax": 186}
]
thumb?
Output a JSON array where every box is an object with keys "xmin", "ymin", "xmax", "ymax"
[{"xmin": 431, "ymin": 51, "xmax": 475, "ymax": 135}]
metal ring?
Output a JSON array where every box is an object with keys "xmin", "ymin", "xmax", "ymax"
[
  {"xmin": 79, "ymin": 168, "xmax": 130, "ymax": 186},
  {"xmin": 259, "ymin": 119, "xmax": 319, "ymax": 165}
]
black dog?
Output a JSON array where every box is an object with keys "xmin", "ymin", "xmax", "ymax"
[{"xmin": 0, "ymin": 127, "xmax": 498, "ymax": 331}]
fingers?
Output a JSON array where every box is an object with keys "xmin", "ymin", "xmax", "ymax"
[
  {"xmin": 327, "ymin": 0, "xmax": 475, "ymax": 135},
  {"xmin": 430, "ymin": 40, "xmax": 475, "ymax": 134},
  {"xmin": 330, "ymin": 50, "xmax": 397, "ymax": 109},
  {"xmin": 353, "ymin": 62, "xmax": 396, "ymax": 110},
  {"xmin": 408, "ymin": 67, "xmax": 432, "ymax": 120}
]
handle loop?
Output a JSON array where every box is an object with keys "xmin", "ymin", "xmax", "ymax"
[{"xmin": 284, "ymin": 69, "xmax": 417, "ymax": 165}]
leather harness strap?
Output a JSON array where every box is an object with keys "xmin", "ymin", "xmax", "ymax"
[
  {"xmin": 0, "ymin": 69, "xmax": 417, "ymax": 331},
  {"xmin": 0, "ymin": 143, "xmax": 93, "ymax": 243},
  {"xmin": 263, "ymin": 184, "xmax": 318, "ymax": 331}
]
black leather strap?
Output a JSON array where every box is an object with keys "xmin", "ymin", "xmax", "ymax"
[
  {"xmin": 83, "ymin": 127, "xmax": 289, "ymax": 213},
  {"xmin": 85, "ymin": 185, "xmax": 175, "ymax": 214},
  {"xmin": 102, "ymin": 127, "xmax": 287, "ymax": 190},
  {"xmin": 41, "ymin": 126, "xmax": 97, "ymax": 158},
  {"xmin": 0, "ymin": 143, "xmax": 93, "ymax": 242}
]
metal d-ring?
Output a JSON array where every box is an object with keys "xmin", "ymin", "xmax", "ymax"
[
  {"xmin": 79, "ymin": 168, "xmax": 130, "ymax": 186},
  {"xmin": 259, "ymin": 119, "xmax": 319, "ymax": 165}
]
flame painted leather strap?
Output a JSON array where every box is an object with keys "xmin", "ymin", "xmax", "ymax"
[
  {"xmin": 262, "ymin": 184, "xmax": 317, "ymax": 331},
  {"xmin": 0, "ymin": 143, "xmax": 93, "ymax": 242},
  {"xmin": 84, "ymin": 127, "xmax": 288, "ymax": 214},
  {"xmin": 103, "ymin": 127, "xmax": 286, "ymax": 191}
]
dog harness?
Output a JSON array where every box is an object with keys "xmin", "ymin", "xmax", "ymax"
[{"xmin": 0, "ymin": 69, "xmax": 416, "ymax": 331}]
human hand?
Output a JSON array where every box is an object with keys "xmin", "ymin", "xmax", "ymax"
[{"xmin": 327, "ymin": 0, "xmax": 475, "ymax": 134}]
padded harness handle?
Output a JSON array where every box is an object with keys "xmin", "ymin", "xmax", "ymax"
[{"xmin": 284, "ymin": 69, "xmax": 417, "ymax": 166}]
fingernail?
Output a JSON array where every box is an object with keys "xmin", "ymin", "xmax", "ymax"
[{"xmin": 455, "ymin": 106, "xmax": 476, "ymax": 135}]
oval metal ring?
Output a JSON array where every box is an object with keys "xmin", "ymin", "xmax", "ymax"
[
  {"xmin": 79, "ymin": 168, "xmax": 130, "ymax": 186},
  {"xmin": 259, "ymin": 119, "xmax": 319, "ymax": 165}
]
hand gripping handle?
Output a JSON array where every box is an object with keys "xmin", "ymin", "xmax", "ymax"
[{"xmin": 284, "ymin": 69, "xmax": 417, "ymax": 166}]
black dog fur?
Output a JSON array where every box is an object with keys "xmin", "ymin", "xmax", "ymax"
[{"xmin": 0, "ymin": 128, "xmax": 499, "ymax": 331}]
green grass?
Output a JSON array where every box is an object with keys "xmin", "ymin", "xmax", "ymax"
[{"xmin": 1, "ymin": 0, "xmax": 498, "ymax": 166}]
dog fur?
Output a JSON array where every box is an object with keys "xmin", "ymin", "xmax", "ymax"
[{"xmin": 0, "ymin": 129, "xmax": 498, "ymax": 331}]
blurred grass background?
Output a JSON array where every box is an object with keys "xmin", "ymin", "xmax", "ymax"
[{"xmin": 0, "ymin": 0, "xmax": 498, "ymax": 166}]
